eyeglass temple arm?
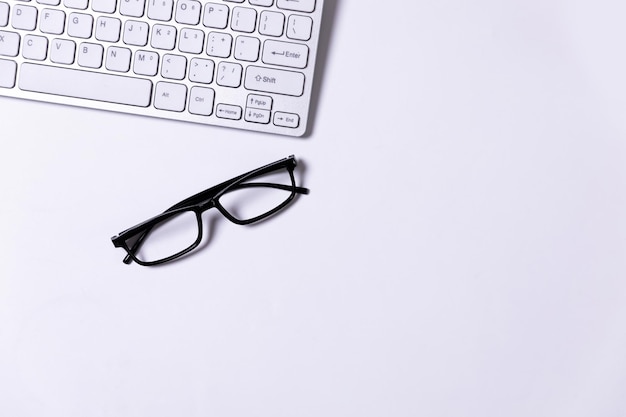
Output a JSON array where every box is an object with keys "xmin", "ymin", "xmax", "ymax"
[
  {"xmin": 222, "ymin": 182, "xmax": 310, "ymax": 195},
  {"xmin": 166, "ymin": 158, "xmax": 305, "ymax": 210}
]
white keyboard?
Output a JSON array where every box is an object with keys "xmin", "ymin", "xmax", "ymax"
[{"xmin": 0, "ymin": 0, "xmax": 324, "ymax": 136}]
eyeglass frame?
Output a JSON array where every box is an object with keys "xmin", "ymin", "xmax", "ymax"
[{"xmin": 111, "ymin": 155, "xmax": 309, "ymax": 266}]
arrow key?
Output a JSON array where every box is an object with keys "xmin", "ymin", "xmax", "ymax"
[
  {"xmin": 245, "ymin": 108, "xmax": 270, "ymax": 124},
  {"xmin": 247, "ymin": 94, "xmax": 272, "ymax": 110},
  {"xmin": 273, "ymin": 111, "xmax": 299, "ymax": 128},
  {"xmin": 216, "ymin": 103, "xmax": 242, "ymax": 120}
]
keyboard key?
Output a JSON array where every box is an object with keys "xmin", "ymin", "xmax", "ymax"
[
  {"xmin": 287, "ymin": 14, "xmax": 313, "ymax": 41},
  {"xmin": 216, "ymin": 61, "xmax": 242, "ymax": 87},
  {"xmin": 273, "ymin": 111, "xmax": 299, "ymax": 128},
  {"xmin": 22, "ymin": 34, "xmax": 48, "ymax": 60},
  {"xmin": 234, "ymin": 35, "xmax": 260, "ymax": 62},
  {"xmin": 77, "ymin": 42, "xmax": 103, "ymax": 68},
  {"xmin": 161, "ymin": 53, "xmax": 186, "ymax": 80},
  {"xmin": 262, "ymin": 39, "xmax": 308, "ymax": 69},
  {"xmin": 133, "ymin": 49, "xmax": 159, "ymax": 75},
  {"xmin": 50, "ymin": 38, "xmax": 75, "ymax": 64},
  {"xmin": 0, "ymin": 30, "xmax": 20, "ymax": 57},
  {"xmin": 245, "ymin": 108, "xmax": 270, "ymax": 124},
  {"xmin": 92, "ymin": 0, "xmax": 117, "ymax": 13},
  {"xmin": 259, "ymin": 11, "xmax": 285, "ymax": 37},
  {"xmin": 175, "ymin": 0, "xmax": 201, "ymax": 25},
  {"xmin": 39, "ymin": 9, "xmax": 66, "ymax": 34},
  {"xmin": 207, "ymin": 32, "xmax": 232, "ymax": 57},
  {"xmin": 178, "ymin": 27, "xmax": 204, "ymax": 54},
  {"xmin": 203, "ymin": 3, "xmax": 228, "ymax": 29},
  {"xmin": 188, "ymin": 86, "xmax": 214, "ymax": 116},
  {"xmin": 277, "ymin": 0, "xmax": 315, "ymax": 13},
  {"xmin": 123, "ymin": 20, "xmax": 149, "ymax": 46},
  {"xmin": 12, "ymin": 5, "xmax": 38, "ymax": 30},
  {"xmin": 151, "ymin": 24, "xmax": 176, "ymax": 50},
  {"xmin": 0, "ymin": 58, "xmax": 16, "ymax": 88},
  {"xmin": 246, "ymin": 94, "xmax": 272, "ymax": 110},
  {"xmin": 95, "ymin": 16, "xmax": 121, "ymax": 42},
  {"xmin": 188, "ymin": 57, "xmax": 214, "ymax": 83},
  {"xmin": 250, "ymin": 0, "xmax": 273, "ymax": 6},
  {"xmin": 154, "ymin": 81, "xmax": 187, "ymax": 111},
  {"xmin": 244, "ymin": 66, "xmax": 304, "ymax": 96},
  {"xmin": 120, "ymin": 0, "xmax": 145, "ymax": 17},
  {"xmin": 19, "ymin": 63, "xmax": 152, "ymax": 107},
  {"xmin": 216, "ymin": 103, "xmax": 242, "ymax": 120},
  {"xmin": 105, "ymin": 46, "xmax": 131, "ymax": 72},
  {"xmin": 231, "ymin": 7, "xmax": 256, "ymax": 33},
  {"xmin": 68, "ymin": 13, "xmax": 93, "ymax": 38},
  {"xmin": 0, "ymin": 2, "xmax": 9, "ymax": 27},
  {"xmin": 64, "ymin": 0, "xmax": 88, "ymax": 9},
  {"xmin": 147, "ymin": 0, "xmax": 173, "ymax": 21}
]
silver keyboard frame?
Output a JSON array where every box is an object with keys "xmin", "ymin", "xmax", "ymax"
[{"xmin": 0, "ymin": 0, "xmax": 325, "ymax": 137}]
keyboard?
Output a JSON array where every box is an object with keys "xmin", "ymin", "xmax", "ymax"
[{"xmin": 0, "ymin": 0, "xmax": 324, "ymax": 137}]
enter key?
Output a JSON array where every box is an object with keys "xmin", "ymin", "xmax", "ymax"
[{"xmin": 262, "ymin": 40, "xmax": 309, "ymax": 69}]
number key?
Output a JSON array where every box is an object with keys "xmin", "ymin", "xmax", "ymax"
[
  {"xmin": 147, "ymin": 0, "xmax": 173, "ymax": 21},
  {"xmin": 175, "ymin": 0, "xmax": 201, "ymax": 25}
]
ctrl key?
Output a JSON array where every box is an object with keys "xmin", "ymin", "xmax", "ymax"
[
  {"xmin": 273, "ymin": 111, "xmax": 300, "ymax": 129},
  {"xmin": 189, "ymin": 86, "xmax": 215, "ymax": 116},
  {"xmin": 0, "ymin": 59, "xmax": 17, "ymax": 88}
]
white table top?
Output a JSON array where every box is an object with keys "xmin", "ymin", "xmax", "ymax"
[{"xmin": 1, "ymin": 1, "xmax": 626, "ymax": 415}]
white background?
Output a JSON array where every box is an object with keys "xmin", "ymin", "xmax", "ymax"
[{"xmin": 1, "ymin": 0, "xmax": 626, "ymax": 416}]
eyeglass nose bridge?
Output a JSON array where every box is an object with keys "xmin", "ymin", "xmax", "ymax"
[{"xmin": 196, "ymin": 199, "xmax": 217, "ymax": 212}]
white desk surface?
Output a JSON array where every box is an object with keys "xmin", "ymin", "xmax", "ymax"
[{"xmin": 1, "ymin": 1, "xmax": 626, "ymax": 416}]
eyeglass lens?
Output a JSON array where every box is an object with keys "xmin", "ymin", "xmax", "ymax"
[
  {"xmin": 125, "ymin": 210, "xmax": 200, "ymax": 264},
  {"xmin": 218, "ymin": 168, "xmax": 294, "ymax": 221}
]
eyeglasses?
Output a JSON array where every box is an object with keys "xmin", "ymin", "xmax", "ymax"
[{"xmin": 111, "ymin": 155, "xmax": 309, "ymax": 266}]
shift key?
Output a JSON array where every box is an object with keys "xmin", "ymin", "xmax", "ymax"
[{"xmin": 244, "ymin": 66, "xmax": 305, "ymax": 97}]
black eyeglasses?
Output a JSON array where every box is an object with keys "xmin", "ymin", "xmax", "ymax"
[{"xmin": 111, "ymin": 155, "xmax": 309, "ymax": 266}]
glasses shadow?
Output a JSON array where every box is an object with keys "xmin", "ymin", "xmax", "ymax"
[
  {"xmin": 196, "ymin": 210, "xmax": 224, "ymax": 253},
  {"xmin": 303, "ymin": 0, "xmax": 341, "ymax": 138},
  {"xmin": 296, "ymin": 158, "xmax": 309, "ymax": 188}
]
